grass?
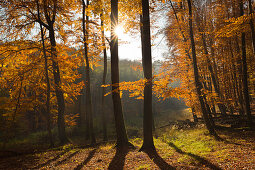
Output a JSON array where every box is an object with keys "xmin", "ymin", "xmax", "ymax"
[
  {"xmin": 0, "ymin": 126, "xmax": 254, "ymax": 169},
  {"xmin": 157, "ymin": 127, "xmax": 221, "ymax": 164},
  {"xmin": 136, "ymin": 164, "xmax": 151, "ymax": 170},
  {"xmin": 161, "ymin": 128, "xmax": 217, "ymax": 154}
]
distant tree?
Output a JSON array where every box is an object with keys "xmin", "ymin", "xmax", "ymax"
[
  {"xmin": 100, "ymin": 14, "xmax": 108, "ymax": 142},
  {"xmin": 239, "ymin": 0, "xmax": 253, "ymax": 129},
  {"xmin": 81, "ymin": 0, "xmax": 96, "ymax": 144},
  {"xmin": 187, "ymin": 0, "xmax": 219, "ymax": 138}
]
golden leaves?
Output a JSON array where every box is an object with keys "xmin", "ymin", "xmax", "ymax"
[{"xmin": 216, "ymin": 14, "xmax": 255, "ymax": 38}]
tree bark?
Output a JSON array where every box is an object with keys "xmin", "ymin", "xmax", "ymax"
[
  {"xmin": 139, "ymin": 0, "xmax": 155, "ymax": 151},
  {"xmin": 248, "ymin": 0, "xmax": 255, "ymax": 55},
  {"xmin": 110, "ymin": 0, "xmax": 130, "ymax": 148},
  {"xmin": 82, "ymin": 0, "xmax": 96, "ymax": 144},
  {"xmin": 100, "ymin": 14, "xmax": 108, "ymax": 142},
  {"xmin": 48, "ymin": 25, "xmax": 68, "ymax": 144},
  {"xmin": 240, "ymin": 1, "xmax": 253, "ymax": 129},
  {"xmin": 36, "ymin": 0, "xmax": 53, "ymax": 147},
  {"xmin": 41, "ymin": 0, "xmax": 68, "ymax": 144}
]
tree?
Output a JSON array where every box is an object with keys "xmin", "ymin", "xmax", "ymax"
[
  {"xmin": 36, "ymin": 0, "xmax": 53, "ymax": 147},
  {"xmin": 39, "ymin": 0, "xmax": 68, "ymax": 143},
  {"xmin": 239, "ymin": 0, "xmax": 253, "ymax": 129},
  {"xmin": 81, "ymin": 0, "xmax": 96, "ymax": 144},
  {"xmin": 100, "ymin": 14, "xmax": 108, "ymax": 142},
  {"xmin": 0, "ymin": 0, "xmax": 83, "ymax": 144},
  {"xmin": 139, "ymin": 0, "xmax": 155, "ymax": 151},
  {"xmin": 248, "ymin": 0, "xmax": 255, "ymax": 55},
  {"xmin": 187, "ymin": 0, "xmax": 219, "ymax": 139},
  {"xmin": 110, "ymin": 0, "xmax": 131, "ymax": 148}
]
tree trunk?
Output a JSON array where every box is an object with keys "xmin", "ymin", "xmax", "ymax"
[
  {"xmin": 191, "ymin": 107, "xmax": 198, "ymax": 123},
  {"xmin": 40, "ymin": 0, "xmax": 67, "ymax": 144},
  {"xmin": 49, "ymin": 25, "xmax": 68, "ymax": 144},
  {"xmin": 139, "ymin": 0, "xmax": 155, "ymax": 152},
  {"xmin": 36, "ymin": 0, "xmax": 53, "ymax": 147},
  {"xmin": 187, "ymin": 0, "xmax": 219, "ymax": 138},
  {"xmin": 82, "ymin": 0, "xmax": 96, "ymax": 144},
  {"xmin": 100, "ymin": 15, "xmax": 108, "ymax": 142},
  {"xmin": 194, "ymin": 12, "xmax": 227, "ymax": 116},
  {"xmin": 248, "ymin": 0, "xmax": 255, "ymax": 55},
  {"xmin": 110, "ymin": 0, "xmax": 130, "ymax": 148},
  {"xmin": 240, "ymin": 1, "xmax": 253, "ymax": 129}
]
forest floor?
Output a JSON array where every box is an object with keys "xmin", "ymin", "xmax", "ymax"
[{"xmin": 0, "ymin": 127, "xmax": 254, "ymax": 170}]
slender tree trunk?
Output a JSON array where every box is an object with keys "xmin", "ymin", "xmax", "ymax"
[
  {"xmin": 41, "ymin": 0, "xmax": 67, "ymax": 144},
  {"xmin": 191, "ymin": 107, "xmax": 198, "ymax": 123},
  {"xmin": 248, "ymin": 0, "xmax": 255, "ymax": 55},
  {"xmin": 139, "ymin": 0, "xmax": 155, "ymax": 152},
  {"xmin": 240, "ymin": 1, "xmax": 253, "ymax": 129},
  {"xmin": 100, "ymin": 14, "xmax": 108, "ymax": 142},
  {"xmin": 187, "ymin": 0, "xmax": 219, "ymax": 138},
  {"xmin": 110, "ymin": 0, "xmax": 130, "ymax": 148},
  {"xmin": 36, "ymin": 0, "xmax": 53, "ymax": 147},
  {"xmin": 48, "ymin": 26, "xmax": 67, "ymax": 144},
  {"xmin": 82, "ymin": 0, "xmax": 96, "ymax": 144},
  {"xmin": 194, "ymin": 12, "xmax": 227, "ymax": 116},
  {"xmin": 234, "ymin": 37, "xmax": 245, "ymax": 115}
]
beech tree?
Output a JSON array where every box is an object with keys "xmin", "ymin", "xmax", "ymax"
[
  {"xmin": 110, "ymin": 0, "xmax": 131, "ymax": 148},
  {"xmin": 81, "ymin": 0, "xmax": 96, "ymax": 144},
  {"xmin": 139, "ymin": 0, "xmax": 156, "ymax": 151},
  {"xmin": 0, "ymin": 0, "xmax": 82, "ymax": 144}
]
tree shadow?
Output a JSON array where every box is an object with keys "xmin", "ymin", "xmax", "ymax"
[
  {"xmin": 108, "ymin": 147, "xmax": 129, "ymax": 170},
  {"xmin": 215, "ymin": 126, "xmax": 255, "ymax": 146},
  {"xmin": 145, "ymin": 149, "xmax": 175, "ymax": 170},
  {"xmin": 168, "ymin": 142, "xmax": 222, "ymax": 170},
  {"xmin": 33, "ymin": 150, "xmax": 68, "ymax": 169},
  {"xmin": 54, "ymin": 150, "xmax": 79, "ymax": 166},
  {"xmin": 74, "ymin": 149, "xmax": 97, "ymax": 170}
]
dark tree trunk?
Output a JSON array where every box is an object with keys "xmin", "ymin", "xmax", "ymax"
[
  {"xmin": 139, "ymin": 0, "xmax": 155, "ymax": 152},
  {"xmin": 110, "ymin": 0, "xmax": 130, "ymax": 148},
  {"xmin": 240, "ymin": 1, "xmax": 253, "ymax": 129},
  {"xmin": 49, "ymin": 26, "xmax": 67, "ymax": 144},
  {"xmin": 248, "ymin": 0, "xmax": 255, "ymax": 55},
  {"xmin": 187, "ymin": 0, "xmax": 219, "ymax": 138},
  {"xmin": 36, "ymin": 0, "xmax": 53, "ymax": 147},
  {"xmin": 82, "ymin": 0, "xmax": 96, "ymax": 144},
  {"xmin": 234, "ymin": 37, "xmax": 245, "ymax": 115},
  {"xmin": 101, "ymin": 15, "xmax": 108, "ymax": 142},
  {"xmin": 40, "ymin": 0, "xmax": 68, "ymax": 144}
]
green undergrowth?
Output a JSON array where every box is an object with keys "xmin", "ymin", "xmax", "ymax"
[
  {"xmin": 161, "ymin": 128, "xmax": 217, "ymax": 154},
  {"xmin": 0, "ymin": 130, "xmax": 58, "ymax": 151},
  {"xmin": 158, "ymin": 127, "xmax": 221, "ymax": 163}
]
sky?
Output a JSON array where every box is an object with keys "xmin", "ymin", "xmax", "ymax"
[{"xmin": 117, "ymin": 4, "xmax": 169, "ymax": 62}]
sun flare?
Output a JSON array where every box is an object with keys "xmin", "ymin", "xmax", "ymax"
[{"xmin": 114, "ymin": 25, "xmax": 125, "ymax": 37}]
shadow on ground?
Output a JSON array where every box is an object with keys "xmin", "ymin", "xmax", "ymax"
[
  {"xmin": 168, "ymin": 142, "xmax": 222, "ymax": 170},
  {"xmin": 145, "ymin": 149, "xmax": 175, "ymax": 170},
  {"xmin": 33, "ymin": 150, "xmax": 69, "ymax": 169},
  {"xmin": 108, "ymin": 147, "xmax": 129, "ymax": 170},
  {"xmin": 54, "ymin": 150, "xmax": 80, "ymax": 166},
  {"xmin": 74, "ymin": 149, "xmax": 97, "ymax": 170}
]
